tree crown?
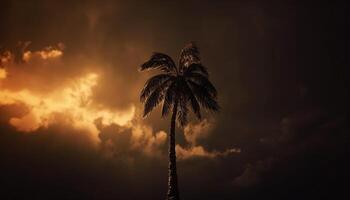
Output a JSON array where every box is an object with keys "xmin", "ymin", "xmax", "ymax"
[{"xmin": 140, "ymin": 42, "xmax": 219, "ymax": 126}]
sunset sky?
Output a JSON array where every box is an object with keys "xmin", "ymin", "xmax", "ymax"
[{"xmin": 0, "ymin": 1, "xmax": 349, "ymax": 200}]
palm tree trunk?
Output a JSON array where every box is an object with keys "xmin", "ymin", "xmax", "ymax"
[{"xmin": 167, "ymin": 102, "xmax": 180, "ymax": 200}]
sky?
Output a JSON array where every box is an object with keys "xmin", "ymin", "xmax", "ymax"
[{"xmin": 0, "ymin": 1, "xmax": 349, "ymax": 199}]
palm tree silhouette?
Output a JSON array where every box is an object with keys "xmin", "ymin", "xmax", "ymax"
[{"xmin": 139, "ymin": 42, "xmax": 219, "ymax": 200}]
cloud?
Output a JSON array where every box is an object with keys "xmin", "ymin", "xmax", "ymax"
[
  {"xmin": 96, "ymin": 119, "xmax": 168, "ymax": 158},
  {"xmin": 0, "ymin": 120, "xmax": 166, "ymax": 200},
  {"xmin": 0, "ymin": 42, "xmax": 78, "ymax": 93},
  {"xmin": 131, "ymin": 124, "xmax": 167, "ymax": 156},
  {"xmin": 0, "ymin": 42, "xmax": 168, "ymax": 158},
  {"xmin": 0, "ymin": 44, "xmax": 136, "ymax": 142},
  {"xmin": 176, "ymin": 119, "xmax": 241, "ymax": 160},
  {"xmin": 232, "ymin": 107, "xmax": 349, "ymax": 198},
  {"xmin": 23, "ymin": 43, "xmax": 64, "ymax": 61},
  {"xmin": 1, "ymin": 41, "xmax": 63, "ymax": 64},
  {"xmin": 0, "ymin": 71, "xmax": 135, "ymax": 140},
  {"xmin": 0, "ymin": 68, "xmax": 6, "ymax": 79},
  {"xmin": 176, "ymin": 145, "xmax": 241, "ymax": 160},
  {"xmin": 233, "ymin": 158, "xmax": 274, "ymax": 187},
  {"xmin": 183, "ymin": 118, "xmax": 212, "ymax": 145},
  {"xmin": 1, "ymin": 1, "xmax": 349, "ymax": 199},
  {"xmin": 0, "ymin": 51, "xmax": 12, "ymax": 67}
]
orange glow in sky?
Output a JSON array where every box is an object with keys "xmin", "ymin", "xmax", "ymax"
[
  {"xmin": 0, "ymin": 69, "xmax": 135, "ymax": 141},
  {"xmin": 0, "ymin": 68, "xmax": 7, "ymax": 79}
]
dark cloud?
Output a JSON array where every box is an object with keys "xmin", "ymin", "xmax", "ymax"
[
  {"xmin": 1, "ymin": 1, "xmax": 349, "ymax": 200},
  {"xmin": 0, "ymin": 107, "xmax": 166, "ymax": 200},
  {"xmin": 230, "ymin": 108, "xmax": 349, "ymax": 199}
]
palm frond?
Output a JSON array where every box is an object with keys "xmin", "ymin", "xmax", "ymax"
[
  {"xmin": 187, "ymin": 80, "xmax": 220, "ymax": 112},
  {"xmin": 182, "ymin": 80, "xmax": 201, "ymax": 120},
  {"xmin": 140, "ymin": 74, "xmax": 173, "ymax": 102},
  {"xmin": 143, "ymin": 86, "xmax": 166, "ymax": 117},
  {"xmin": 184, "ymin": 63, "xmax": 209, "ymax": 77},
  {"xmin": 140, "ymin": 42, "xmax": 219, "ymax": 121},
  {"xmin": 162, "ymin": 81, "xmax": 177, "ymax": 117},
  {"xmin": 177, "ymin": 96, "xmax": 189, "ymax": 127},
  {"xmin": 179, "ymin": 42, "xmax": 200, "ymax": 70},
  {"xmin": 186, "ymin": 73, "xmax": 217, "ymax": 98},
  {"xmin": 140, "ymin": 52, "xmax": 177, "ymax": 73}
]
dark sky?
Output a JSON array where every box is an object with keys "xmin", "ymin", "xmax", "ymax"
[{"xmin": 0, "ymin": 1, "xmax": 349, "ymax": 200}]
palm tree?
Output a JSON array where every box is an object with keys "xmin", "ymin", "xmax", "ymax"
[{"xmin": 139, "ymin": 42, "xmax": 219, "ymax": 200}]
